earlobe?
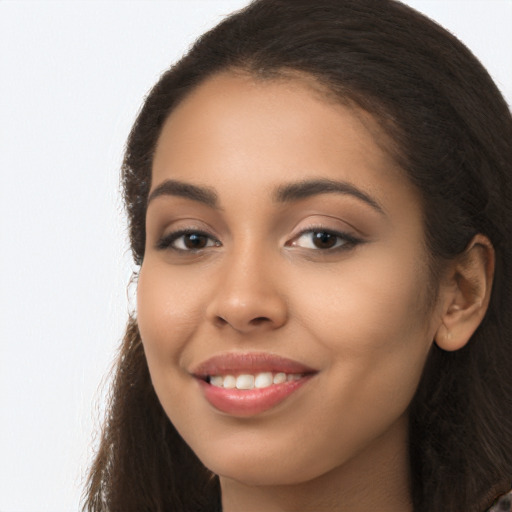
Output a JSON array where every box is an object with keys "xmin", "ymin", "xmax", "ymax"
[{"xmin": 434, "ymin": 234, "xmax": 494, "ymax": 352}]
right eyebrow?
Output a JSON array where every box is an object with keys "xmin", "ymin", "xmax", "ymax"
[{"xmin": 147, "ymin": 179, "xmax": 219, "ymax": 208}]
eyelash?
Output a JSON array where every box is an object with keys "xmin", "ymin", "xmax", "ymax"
[
  {"xmin": 156, "ymin": 226, "xmax": 363, "ymax": 253},
  {"xmin": 288, "ymin": 227, "xmax": 363, "ymax": 252},
  {"xmin": 156, "ymin": 229, "xmax": 221, "ymax": 252}
]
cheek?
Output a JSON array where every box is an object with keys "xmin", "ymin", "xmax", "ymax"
[
  {"xmin": 136, "ymin": 262, "xmax": 203, "ymax": 372},
  {"xmin": 290, "ymin": 250, "xmax": 435, "ymax": 433},
  {"xmin": 294, "ymin": 248, "xmax": 433, "ymax": 350},
  {"xmin": 136, "ymin": 262, "xmax": 209, "ymax": 433},
  {"xmin": 269, "ymin": 264, "xmax": 435, "ymax": 481}
]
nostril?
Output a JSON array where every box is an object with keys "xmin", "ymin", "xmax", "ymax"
[{"xmin": 215, "ymin": 316, "xmax": 229, "ymax": 327}]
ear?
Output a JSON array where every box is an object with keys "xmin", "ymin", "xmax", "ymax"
[{"xmin": 434, "ymin": 234, "xmax": 495, "ymax": 352}]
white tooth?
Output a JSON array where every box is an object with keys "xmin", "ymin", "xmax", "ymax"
[
  {"xmin": 210, "ymin": 376, "xmax": 223, "ymax": 387},
  {"xmin": 287, "ymin": 373, "xmax": 302, "ymax": 381},
  {"xmin": 273, "ymin": 372, "xmax": 287, "ymax": 384},
  {"xmin": 236, "ymin": 374, "xmax": 255, "ymax": 390},
  {"xmin": 223, "ymin": 375, "xmax": 236, "ymax": 389},
  {"xmin": 254, "ymin": 372, "xmax": 273, "ymax": 388}
]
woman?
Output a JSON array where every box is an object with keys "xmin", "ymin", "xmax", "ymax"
[{"xmin": 83, "ymin": 1, "xmax": 512, "ymax": 511}]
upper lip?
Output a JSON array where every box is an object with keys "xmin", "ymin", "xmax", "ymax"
[{"xmin": 192, "ymin": 352, "xmax": 317, "ymax": 377}]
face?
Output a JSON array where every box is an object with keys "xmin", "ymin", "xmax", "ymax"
[{"xmin": 137, "ymin": 73, "xmax": 443, "ymax": 486}]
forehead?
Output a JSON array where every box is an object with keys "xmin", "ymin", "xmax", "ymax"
[{"xmin": 151, "ymin": 72, "xmax": 419, "ymax": 216}]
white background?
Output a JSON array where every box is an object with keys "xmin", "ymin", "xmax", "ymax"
[{"xmin": 0, "ymin": 1, "xmax": 510, "ymax": 511}]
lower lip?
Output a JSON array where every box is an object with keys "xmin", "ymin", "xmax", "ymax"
[{"xmin": 199, "ymin": 376, "xmax": 313, "ymax": 417}]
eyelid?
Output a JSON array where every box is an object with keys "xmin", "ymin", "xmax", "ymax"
[
  {"xmin": 287, "ymin": 214, "xmax": 365, "ymax": 240},
  {"xmin": 286, "ymin": 225, "xmax": 363, "ymax": 250},
  {"xmin": 156, "ymin": 227, "xmax": 221, "ymax": 252}
]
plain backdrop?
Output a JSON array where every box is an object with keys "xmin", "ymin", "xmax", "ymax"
[{"xmin": 0, "ymin": 1, "xmax": 511, "ymax": 511}]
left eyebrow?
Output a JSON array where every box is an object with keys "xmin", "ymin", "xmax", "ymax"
[{"xmin": 273, "ymin": 178, "xmax": 385, "ymax": 215}]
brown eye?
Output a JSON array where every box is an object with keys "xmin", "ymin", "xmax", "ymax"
[
  {"xmin": 289, "ymin": 229, "xmax": 362, "ymax": 251},
  {"xmin": 182, "ymin": 233, "xmax": 210, "ymax": 249},
  {"xmin": 156, "ymin": 230, "xmax": 220, "ymax": 252},
  {"xmin": 311, "ymin": 232, "xmax": 338, "ymax": 249}
]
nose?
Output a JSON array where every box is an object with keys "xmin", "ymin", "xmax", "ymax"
[{"xmin": 206, "ymin": 247, "xmax": 288, "ymax": 334}]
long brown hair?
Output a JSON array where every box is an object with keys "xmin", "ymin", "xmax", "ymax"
[{"xmin": 83, "ymin": 1, "xmax": 512, "ymax": 510}]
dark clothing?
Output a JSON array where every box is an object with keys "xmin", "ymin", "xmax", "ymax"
[{"xmin": 488, "ymin": 490, "xmax": 512, "ymax": 511}]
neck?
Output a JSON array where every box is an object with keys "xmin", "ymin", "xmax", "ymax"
[{"xmin": 219, "ymin": 416, "xmax": 413, "ymax": 512}]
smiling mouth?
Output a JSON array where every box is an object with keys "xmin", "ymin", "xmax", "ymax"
[
  {"xmin": 192, "ymin": 353, "xmax": 317, "ymax": 416},
  {"xmin": 205, "ymin": 371, "xmax": 305, "ymax": 390}
]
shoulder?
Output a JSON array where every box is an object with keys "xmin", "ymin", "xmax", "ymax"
[{"xmin": 487, "ymin": 490, "xmax": 512, "ymax": 512}]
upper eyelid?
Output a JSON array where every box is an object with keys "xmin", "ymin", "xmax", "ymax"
[
  {"xmin": 295, "ymin": 227, "xmax": 357, "ymax": 237},
  {"xmin": 158, "ymin": 221, "xmax": 219, "ymax": 240},
  {"xmin": 288, "ymin": 211, "xmax": 364, "ymax": 232},
  {"xmin": 289, "ymin": 221, "xmax": 362, "ymax": 239},
  {"xmin": 290, "ymin": 227, "xmax": 362, "ymax": 244},
  {"xmin": 156, "ymin": 228, "xmax": 220, "ymax": 250}
]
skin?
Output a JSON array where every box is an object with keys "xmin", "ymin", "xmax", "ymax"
[{"xmin": 137, "ymin": 72, "xmax": 458, "ymax": 512}]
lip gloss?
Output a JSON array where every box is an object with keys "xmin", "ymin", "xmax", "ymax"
[
  {"xmin": 192, "ymin": 352, "xmax": 317, "ymax": 417},
  {"xmin": 198, "ymin": 375, "xmax": 313, "ymax": 416}
]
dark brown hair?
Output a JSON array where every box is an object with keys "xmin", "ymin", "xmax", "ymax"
[{"xmin": 83, "ymin": 1, "xmax": 512, "ymax": 511}]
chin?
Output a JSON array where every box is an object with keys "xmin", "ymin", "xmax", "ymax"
[
  {"xmin": 196, "ymin": 443, "xmax": 337, "ymax": 487},
  {"xmin": 213, "ymin": 463, "xmax": 316, "ymax": 487}
]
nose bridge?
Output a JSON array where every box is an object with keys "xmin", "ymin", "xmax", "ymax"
[{"xmin": 207, "ymin": 236, "xmax": 288, "ymax": 332}]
